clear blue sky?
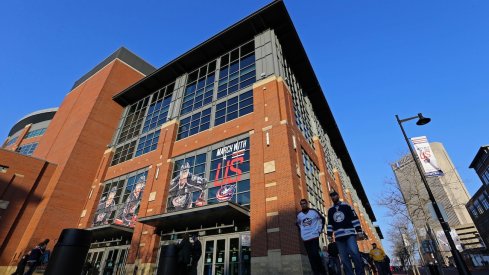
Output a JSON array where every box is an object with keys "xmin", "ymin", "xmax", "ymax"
[{"xmin": 1, "ymin": 0, "xmax": 488, "ymax": 254}]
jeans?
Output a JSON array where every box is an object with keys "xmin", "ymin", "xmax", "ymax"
[
  {"xmin": 303, "ymin": 238, "xmax": 327, "ymax": 275},
  {"xmin": 336, "ymin": 235, "xmax": 364, "ymax": 275}
]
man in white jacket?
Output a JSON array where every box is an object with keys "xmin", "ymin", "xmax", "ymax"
[{"xmin": 296, "ymin": 199, "xmax": 326, "ymax": 275}]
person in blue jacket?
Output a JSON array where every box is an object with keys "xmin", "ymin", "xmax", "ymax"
[
  {"xmin": 296, "ymin": 198, "xmax": 327, "ymax": 275},
  {"xmin": 327, "ymin": 191, "xmax": 365, "ymax": 275}
]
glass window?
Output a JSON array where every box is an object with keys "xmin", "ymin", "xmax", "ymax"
[
  {"xmin": 482, "ymin": 167, "xmax": 489, "ymax": 185},
  {"xmin": 474, "ymin": 200, "xmax": 484, "ymax": 214},
  {"xmin": 276, "ymin": 42, "xmax": 314, "ymax": 147},
  {"xmin": 479, "ymin": 195, "xmax": 489, "ymax": 210},
  {"xmin": 16, "ymin": 142, "xmax": 38, "ymax": 156},
  {"xmin": 5, "ymin": 136, "xmax": 18, "ymax": 147},
  {"xmin": 214, "ymin": 90, "xmax": 253, "ymax": 127},
  {"xmin": 111, "ymin": 82, "xmax": 175, "ymax": 166},
  {"xmin": 24, "ymin": 128, "xmax": 47, "ymax": 139},
  {"xmin": 217, "ymin": 41, "xmax": 255, "ymax": 100},
  {"xmin": 470, "ymin": 205, "xmax": 479, "ymax": 218},
  {"xmin": 141, "ymin": 83, "xmax": 174, "ymax": 133},
  {"xmin": 135, "ymin": 130, "xmax": 160, "ymax": 157},
  {"xmin": 181, "ymin": 62, "xmax": 216, "ymax": 116},
  {"xmin": 177, "ymin": 108, "xmax": 211, "ymax": 140},
  {"xmin": 302, "ymin": 150, "xmax": 325, "ymax": 216}
]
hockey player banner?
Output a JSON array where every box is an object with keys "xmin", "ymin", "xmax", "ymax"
[
  {"xmin": 93, "ymin": 172, "xmax": 147, "ymax": 228},
  {"xmin": 411, "ymin": 136, "xmax": 443, "ymax": 177},
  {"xmin": 113, "ymin": 174, "xmax": 146, "ymax": 227},
  {"xmin": 167, "ymin": 162, "xmax": 208, "ymax": 212}
]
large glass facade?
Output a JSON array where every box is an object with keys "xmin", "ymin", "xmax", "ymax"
[
  {"xmin": 302, "ymin": 150, "xmax": 325, "ymax": 216},
  {"xmin": 110, "ymin": 39, "xmax": 256, "ymax": 165},
  {"xmin": 111, "ymin": 82, "xmax": 175, "ymax": 166},
  {"xmin": 167, "ymin": 136, "xmax": 250, "ymax": 212},
  {"xmin": 275, "ymin": 40, "xmax": 314, "ymax": 148}
]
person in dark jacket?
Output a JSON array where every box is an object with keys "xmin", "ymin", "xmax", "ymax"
[
  {"xmin": 189, "ymin": 235, "xmax": 202, "ymax": 275},
  {"xmin": 177, "ymin": 234, "xmax": 192, "ymax": 275},
  {"xmin": 327, "ymin": 242, "xmax": 341, "ymax": 275},
  {"xmin": 327, "ymin": 191, "xmax": 365, "ymax": 275},
  {"xmin": 24, "ymin": 240, "xmax": 49, "ymax": 275}
]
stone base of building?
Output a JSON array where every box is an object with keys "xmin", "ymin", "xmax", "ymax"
[
  {"xmin": 251, "ymin": 250, "xmax": 312, "ymax": 274},
  {"xmin": 125, "ymin": 262, "xmax": 157, "ymax": 275}
]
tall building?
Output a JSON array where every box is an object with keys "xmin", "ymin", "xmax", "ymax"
[
  {"xmin": 0, "ymin": 2, "xmax": 382, "ymax": 274},
  {"xmin": 392, "ymin": 142, "xmax": 482, "ymax": 264},
  {"xmin": 467, "ymin": 146, "xmax": 489, "ymax": 249},
  {"xmin": 0, "ymin": 48, "xmax": 155, "ymax": 274}
]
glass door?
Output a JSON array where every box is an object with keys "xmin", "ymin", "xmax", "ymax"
[
  {"xmin": 199, "ymin": 234, "xmax": 250, "ymax": 275},
  {"xmin": 85, "ymin": 245, "xmax": 129, "ymax": 275}
]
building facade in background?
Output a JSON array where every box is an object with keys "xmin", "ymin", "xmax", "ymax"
[
  {"xmin": 0, "ymin": 48, "xmax": 156, "ymax": 274},
  {"xmin": 0, "ymin": 2, "xmax": 382, "ymax": 274},
  {"xmin": 392, "ymin": 142, "xmax": 483, "ymax": 265},
  {"xmin": 467, "ymin": 146, "xmax": 489, "ymax": 253}
]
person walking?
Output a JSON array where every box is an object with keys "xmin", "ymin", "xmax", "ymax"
[
  {"xmin": 24, "ymin": 239, "xmax": 49, "ymax": 275},
  {"xmin": 296, "ymin": 198, "xmax": 327, "ymax": 275},
  {"xmin": 327, "ymin": 190, "xmax": 365, "ymax": 275},
  {"xmin": 327, "ymin": 241, "xmax": 341, "ymax": 275},
  {"xmin": 369, "ymin": 243, "xmax": 387, "ymax": 275},
  {"xmin": 177, "ymin": 234, "xmax": 192, "ymax": 275},
  {"xmin": 320, "ymin": 246, "xmax": 329, "ymax": 273},
  {"xmin": 189, "ymin": 234, "xmax": 202, "ymax": 275}
]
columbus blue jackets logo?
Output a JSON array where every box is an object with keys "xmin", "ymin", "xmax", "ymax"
[
  {"xmin": 216, "ymin": 184, "xmax": 236, "ymax": 202},
  {"xmin": 302, "ymin": 217, "xmax": 313, "ymax": 226},
  {"xmin": 333, "ymin": 211, "xmax": 345, "ymax": 223}
]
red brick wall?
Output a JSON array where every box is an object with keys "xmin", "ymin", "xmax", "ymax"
[
  {"xmin": 0, "ymin": 149, "xmax": 56, "ymax": 265},
  {"xmin": 1, "ymin": 59, "xmax": 148, "ymax": 268}
]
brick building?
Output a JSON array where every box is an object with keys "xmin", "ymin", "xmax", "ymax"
[
  {"xmin": 0, "ymin": 2, "xmax": 382, "ymax": 274},
  {"xmin": 467, "ymin": 145, "xmax": 489, "ymax": 249},
  {"xmin": 0, "ymin": 48, "xmax": 155, "ymax": 274}
]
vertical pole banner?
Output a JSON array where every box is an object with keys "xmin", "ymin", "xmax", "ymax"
[{"xmin": 410, "ymin": 136, "xmax": 443, "ymax": 177}]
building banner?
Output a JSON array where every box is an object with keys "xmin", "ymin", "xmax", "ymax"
[
  {"xmin": 411, "ymin": 136, "xmax": 443, "ymax": 177},
  {"xmin": 93, "ymin": 172, "xmax": 147, "ymax": 228},
  {"xmin": 114, "ymin": 175, "xmax": 146, "ymax": 227},
  {"xmin": 167, "ymin": 138, "xmax": 249, "ymax": 212},
  {"xmin": 167, "ymin": 163, "xmax": 208, "ymax": 211}
]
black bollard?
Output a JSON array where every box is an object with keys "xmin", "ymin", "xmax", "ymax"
[
  {"xmin": 45, "ymin": 228, "xmax": 92, "ymax": 275},
  {"xmin": 156, "ymin": 244, "xmax": 178, "ymax": 275}
]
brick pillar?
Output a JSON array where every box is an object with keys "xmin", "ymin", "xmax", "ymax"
[
  {"xmin": 125, "ymin": 120, "xmax": 178, "ymax": 274},
  {"xmin": 250, "ymin": 76, "xmax": 313, "ymax": 273},
  {"xmin": 78, "ymin": 148, "xmax": 115, "ymax": 228},
  {"xmin": 10, "ymin": 124, "xmax": 31, "ymax": 152}
]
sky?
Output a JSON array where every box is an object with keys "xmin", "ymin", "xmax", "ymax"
[{"xmin": 1, "ymin": 0, "xmax": 488, "ymax": 255}]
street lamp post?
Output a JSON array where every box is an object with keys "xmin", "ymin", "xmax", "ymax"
[{"xmin": 395, "ymin": 113, "xmax": 471, "ymax": 275}]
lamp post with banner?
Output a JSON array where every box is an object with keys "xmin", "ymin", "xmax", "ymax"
[{"xmin": 395, "ymin": 113, "xmax": 471, "ymax": 275}]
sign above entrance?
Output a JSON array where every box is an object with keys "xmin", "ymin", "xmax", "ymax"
[{"xmin": 167, "ymin": 137, "xmax": 250, "ymax": 212}]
